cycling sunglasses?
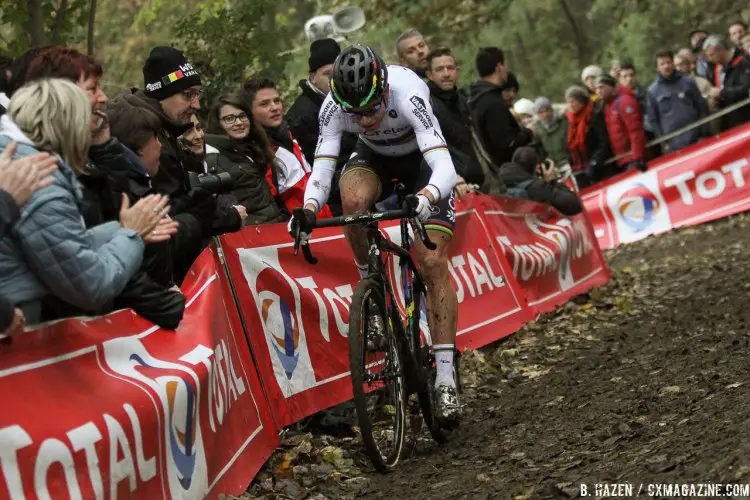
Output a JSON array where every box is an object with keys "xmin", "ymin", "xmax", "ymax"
[{"xmin": 346, "ymin": 99, "xmax": 385, "ymax": 117}]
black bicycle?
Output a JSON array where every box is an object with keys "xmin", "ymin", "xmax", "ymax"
[{"xmin": 291, "ymin": 184, "xmax": 459, "ymax": 472}]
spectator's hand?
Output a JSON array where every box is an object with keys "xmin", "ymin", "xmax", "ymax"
[
  {"xmin": 143, "ymin": 217, "xmax": 179, "ymax": 244},
  {"xmin": 119, "ymin": 193, "xmax": 172, "ymax": 240},
  {"xmin": 2, "ymin": 308, "xmax": 25, "ymax": 340},
  {"xmin": 90, "ymin": 111, "xmax": 111, "ymax": 146},
  {"xmin": 455, "ymin": 176, "xmax": 474, "ymax": 200},
  {"xmin": 0, "ymin": 142, "xmax": 58, "ymax": 206},
  {"xmin": 233, "ymin": 205, "xmax": 248, "ymax": 224},
  {"xmin": 707, "ymin": 88, "xmax": 721, "ymax": 101},
  {"xmin": 542, "ymin": 160, "xmax": 559, "ymax": 182}
]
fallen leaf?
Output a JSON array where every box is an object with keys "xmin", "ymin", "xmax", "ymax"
[
  {"xmin": 727, "ymin": 382, "xmax": 743, "ymax": 389},
  {"xmin": 275, "ymin": 459, "xmax": 294, "ymax": 479},
  {"xmin": 320, "ymin": 446, "xmax": 344, "ymax": 464}
]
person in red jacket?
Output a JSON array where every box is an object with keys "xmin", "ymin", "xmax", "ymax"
[{"xmin": 595, "ymin": 73, "xmax": 647, "ymax": 172}]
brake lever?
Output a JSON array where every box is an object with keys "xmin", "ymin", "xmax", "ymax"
[
  {"xmin": 294, "ymin": 221, "xmax": 306, "ymax": 256},
  {"xmin": 411, "ymin": 218, "xmax": 437, "ymax": 250},
  {"xmin": 301, "ymin": 243, "xmax": 318, "ymax": 264}
]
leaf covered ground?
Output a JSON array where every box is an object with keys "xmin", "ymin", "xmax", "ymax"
[{"xmin": 228, "ymin": 213, "xmax": 750, "ymax": 500}]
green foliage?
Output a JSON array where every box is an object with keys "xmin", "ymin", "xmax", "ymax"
[{"xmin": 0, "ymin": 0, "xmax": 89, "ymax": 54}]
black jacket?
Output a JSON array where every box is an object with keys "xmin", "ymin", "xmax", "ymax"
[
  {"xmin": 0, "ymin": 190, "xmax": 19, "ymax": 332},
  {"xmin": 466, "ymin": 79, "xmax": 533, "ymax": 167},
  {"xmin": 122, "ymin": 90, "xmax": 242, "ymax": 237},
  {"xmin": 719, "ymin": 50, "xmax": 750, "ymax": 131},
  {"xmin": 204, "ymin": 134, "xmax": 288, "ymax": 226},
  {"xmin": 499, "ymin": 161, "xmax": 583, "ymax": 216},
  {"xmin": 427, "ymin": 81, "xmax": 484, "ymax": 184},
  {"xmin": 567, "ymin": 106, "xmax": 614, "ymax": 186},
  {"xmin": 285, "ymin": 80, "xmax": 357, "ymax": 167},
  {"xmin": 71, "ymin": 142, "xmax": 186, "ymax": 329}
]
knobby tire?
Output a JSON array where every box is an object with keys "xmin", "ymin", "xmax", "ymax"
[{"xmin": 348, "ymin": 277, "xmax": 407, "ymax": 472}]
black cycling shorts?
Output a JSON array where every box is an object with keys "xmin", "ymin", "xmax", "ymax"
[{"xmin": 340, "ymin": 140, "xmax": 456, "ymax": 237}]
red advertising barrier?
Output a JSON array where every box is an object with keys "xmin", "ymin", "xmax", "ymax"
[
  {"xmin": 471, "ymin": 195, "xmax": 610, "ymax": 314},
  {"xmin": 583, "ymin": 123, "xmax": 750, "ymax": 249},
  {"xmin": 219, "ymin": 224, "xmax": 362, "ymax": 428},
  {"xmin": 219, "ymin": 194, "xmax": 608, "ymax": 428},
  {"xmin": 0, "ymin": 249, "xmax": 278, "ymax": 500},
  {"xmin": 2, "ymin": 193, "xmax": 610, "ymax": 498}
]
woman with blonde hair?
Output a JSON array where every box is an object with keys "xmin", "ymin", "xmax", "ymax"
[{"xmin": 0, "ymin": 78, "xmax": 175, "ymax": 326}]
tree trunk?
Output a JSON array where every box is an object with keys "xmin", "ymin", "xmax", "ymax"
[
  {"xmin": 51, "ymin": 0, "xmax": 69, "ymax": 43},
  {"xmin": 26, "ymin": 0, "xmax": 46, "ymax": 47},
  {"xmin": 557, "ymin": 0, "xmax": 587, "ymax": 66},
  {"xmin": 87, "ymin": 0, "xmax": 98, "ymax": 56}
]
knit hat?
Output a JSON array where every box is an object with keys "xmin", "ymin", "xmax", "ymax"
[
  {"xmin": 513, "ymin": 98, "xmax": 535, "ymax": 117},
  {"xmin": 534, "ymin": 96, "xmax": 552, "ymax": 113},
  {"xmin": 564, "ymin": 85, "xmax": 590, "ymax": 104},
  {"xmin": 143, "ymin": 46, "xmax": 201, "ymax": 101},
  {"xmin": 596, "ymin": 73, "xmax": 617, "ymax": 88},
  {"xmin": 581, "ymin": 65, "xmax": 603, "ymax": 83},
  {"xmin": 309, "ymin": 39, "xmax": 341, "ymax": 73}
]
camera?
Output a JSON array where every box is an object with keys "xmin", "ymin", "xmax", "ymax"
[{"xmin": 192, "ymin": 172, "xmax": 234, "ymax": 195}]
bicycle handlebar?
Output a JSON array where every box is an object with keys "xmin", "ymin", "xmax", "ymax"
[{"xmin": 291, "ymin": 196, "xmax": 436, "ymax": 265}]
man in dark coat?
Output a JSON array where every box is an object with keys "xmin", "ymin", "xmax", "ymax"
[
  {"xmin": 425, "ymin": 47, "xmax": 483, "ymax": 185},
  {"xmin": 500, "ymin": 147, "xmax": 582, "ymax": 216},
  {"xmin": 131, "ymin": 46, "xmax": 242, "ymax": 238},
  {"xmin": 285, "ymin": 39, "xmax": 356, "ymax": 215},
  {"xmin": 466, "ymin": 47, "xmax": 534, "ymax": 168},
  {"xmin": 703, "ymin": 35, "xmax": 750, "ymax": 131},
  {"xmin": 647, "ymin": 49, "xmax": 710, "ymax": 152}
]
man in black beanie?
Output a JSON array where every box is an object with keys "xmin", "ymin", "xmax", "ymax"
[
  {"xmin": 127, "ymin": 46, "xmax": 204, "ymax": 199},
  {"xmin": 125, "ymin": 46, "xmax": 243, "ymax": 264},
  {"xmin": 285, "ymin": 38, "xmax": 356, "ymax": 215}
]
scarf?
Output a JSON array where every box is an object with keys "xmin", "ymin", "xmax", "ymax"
[{"xmin": 566, "ymin": 101, "xmax": 593, "ymax": 171}]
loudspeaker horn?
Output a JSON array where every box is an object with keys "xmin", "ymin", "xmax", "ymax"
[
  {"xmin": 332, "ymin": 6, "xmax": 366, "ymax": 33},
  {"xmin": 304, "ymin": 15, "xmax": 335, "ymax": 42}
]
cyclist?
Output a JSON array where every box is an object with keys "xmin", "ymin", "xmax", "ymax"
[{"xmin": 288, "ymin": 44, "xmax": 461, "ymax": 425}]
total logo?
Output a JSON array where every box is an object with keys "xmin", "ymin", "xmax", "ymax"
[
  {"xmin": 238, "ymin": 245, "xmax": 324, "ymax": 397},
  {"xmin": 102, "ymin": 337, "xmax": 209, "ymax": 499},
  {"xmin": 616, "ymin": 183, "xmax": 661, "ymax": 233},
  {"xmin": 258, "ymin": 268, "xmax": 300, "ymax": 380},
  {"xmin": 607, "ymin": 171, "xmax": 671, "ymax": 244}
]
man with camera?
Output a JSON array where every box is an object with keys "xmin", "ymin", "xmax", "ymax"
[
  {"xmin": 500, "ymin": 147, "xmax": 583, "ymax": 216},
  {"xmin": 128, "ymin": 46, "xmax": 245, "ymax": 241}
]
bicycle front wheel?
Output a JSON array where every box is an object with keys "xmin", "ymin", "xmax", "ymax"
[{"xmin": 348, "ymin": 276, "xmax": 407, "ymax": 472}]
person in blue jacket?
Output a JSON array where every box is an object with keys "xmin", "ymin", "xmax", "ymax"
[{"xmin": 647, "ymin": 48, "xmax": 710, "ymax": 153}]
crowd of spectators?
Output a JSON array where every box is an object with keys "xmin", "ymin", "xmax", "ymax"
[{"xmin": 0, "ymin": 20, "xmax": 748, "ymax": 335}]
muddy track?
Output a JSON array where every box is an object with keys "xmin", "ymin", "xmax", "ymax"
[{"xmin": 242, "ymin": 213, "xmax": 750, "ymax": 500}]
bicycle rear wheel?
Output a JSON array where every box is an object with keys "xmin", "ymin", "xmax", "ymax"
[{"xmin": 348, "ymin": 276, "xmax": 407, "ymax": 472}]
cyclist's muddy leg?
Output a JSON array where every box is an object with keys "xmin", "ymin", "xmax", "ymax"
[
  {"xmin": 339, "ymin": 169, "xmax": 380, "ymax": 268},
  {"xmin": 414, "ymin": 231, "xmax": 458, "ymax": 346}
]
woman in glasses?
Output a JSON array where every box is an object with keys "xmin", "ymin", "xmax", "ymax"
[{"xmin": 205, "ymin": 93, "xmax": 292, "ymax": 226}]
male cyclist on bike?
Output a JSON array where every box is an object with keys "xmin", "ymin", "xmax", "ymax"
[{"xmin": 288, "ymin": 44, "xmax": 461, "ymax": 425}]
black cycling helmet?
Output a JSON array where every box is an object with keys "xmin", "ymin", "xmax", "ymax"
[{"xmin": 330, "ymin": 44, "xmax": 388, "ymax": 110}]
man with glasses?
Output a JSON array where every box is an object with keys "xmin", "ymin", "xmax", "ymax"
[
  {"xmin": 135, "ymin": 46, "xmax": 206, "ymax": 199},
  {"xmin": 128, "ymin": 46, "xmax": 243, "ymax": 257},
  {"xmin": 289, "ymin": 44, "xmax": 461, "ymax": 426}
]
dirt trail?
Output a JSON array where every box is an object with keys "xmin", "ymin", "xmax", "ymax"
[{"xmin": 242, "ymin": 213, "xmax": 750, "ymax": 500}]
